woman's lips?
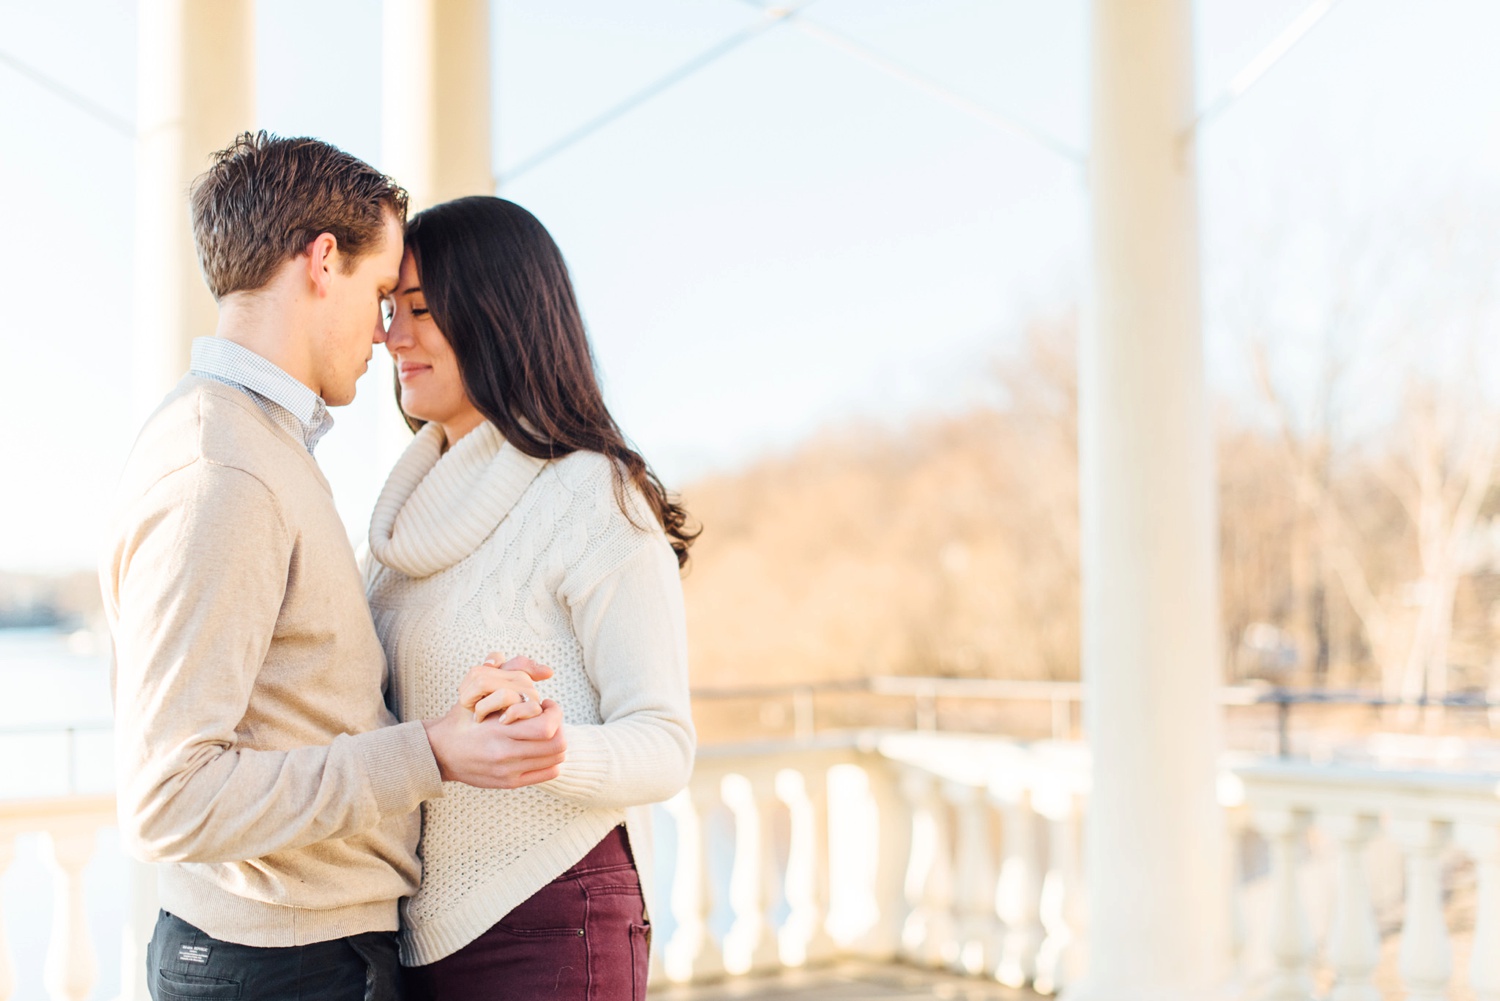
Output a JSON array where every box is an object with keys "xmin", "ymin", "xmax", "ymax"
[{"xmin": 397, "ymin": 363, "xmax": 431, "ymax": 381}]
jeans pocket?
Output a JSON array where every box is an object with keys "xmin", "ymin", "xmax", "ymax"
[
  {"xmin": 497, "ymin": 877, "xmax": 587, "ymax": 936},
  {"xmin": 628, "ymin": 922, "xmax": 651, "ymax": 1001},
  {"xmin": 154, "ymin": 969, "xmax": 242, "ymax": 1001}
]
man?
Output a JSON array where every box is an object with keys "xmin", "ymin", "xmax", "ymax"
[{"xmin": 100, "ymin": 132, "xmax": 562, "ymax": 1001}]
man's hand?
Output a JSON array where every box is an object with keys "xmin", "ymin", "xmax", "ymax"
[
  {"xmin": 458, "ymin": 653, "xmax": 552, "ymax": 724},
  {"xmin": 423, "ymin": 698, "xmax": 567, "ymax": 788}
]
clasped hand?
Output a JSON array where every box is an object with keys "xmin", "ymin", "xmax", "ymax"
[{"xmin": 423, "ymin": 652, "xmax": 567, "ymax": 789}]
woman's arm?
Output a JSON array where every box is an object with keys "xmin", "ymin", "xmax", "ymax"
[{"xmin": 545, "ymin": 532, "xmax": 696, "ymax": 809}]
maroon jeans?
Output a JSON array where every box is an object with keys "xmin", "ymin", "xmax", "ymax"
[{"xmin": 403, "ymin": 826, "xmax": 650, "ymax": 1001}]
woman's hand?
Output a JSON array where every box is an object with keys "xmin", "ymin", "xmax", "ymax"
[
  {"xmin": 423, "ymin": 698, "xmax": 568, "ymax": 788},
  {"xmin": 456, "ymin": 652, "xmax": 553, "ymax": 724}
]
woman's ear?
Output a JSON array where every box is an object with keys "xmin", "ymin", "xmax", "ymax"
[{"xmin": 303, "ymin": 232, "xmax": 340, "ymax": 297}]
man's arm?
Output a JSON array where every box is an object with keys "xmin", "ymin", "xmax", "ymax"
[{"xmin": 109, "ymin": 461, "xmax": 443, "ymax": 864}]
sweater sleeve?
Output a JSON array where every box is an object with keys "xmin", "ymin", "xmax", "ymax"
[
  {"xmin": 109, "ymin": 460, "xmax": 441, "ymax": 865},
  {"xmin": 542, "ymin": 501, "xmax": 696, "ymax": 809}
]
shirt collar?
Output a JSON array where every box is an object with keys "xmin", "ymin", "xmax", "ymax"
[{"xmin": 189, "ymin": 336, "xmax": 333, "ymax": 439}]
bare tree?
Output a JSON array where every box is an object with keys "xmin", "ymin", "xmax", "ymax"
[{"xmin": 1222, "ymin": 197, "xmax": 1500, "ymax": 703}]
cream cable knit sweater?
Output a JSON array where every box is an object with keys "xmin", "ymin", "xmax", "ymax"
[{"xmin": 364, "ymin": 421, "xmax": 695, "ymax": 965}]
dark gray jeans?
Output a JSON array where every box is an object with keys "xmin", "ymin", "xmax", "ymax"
[{"xmin": 147, "ymin": 910, "xmax": 401, "ymax": 1001}]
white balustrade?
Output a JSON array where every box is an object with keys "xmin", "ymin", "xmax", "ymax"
[
  {"xmin": 42, "ymin": 827, "xmax": 99, "ymax": 1001},
  {"xmin": 745, "ymin": 771, "xmax": 784, "ymax": 972},
  {"xmin": 0, "ymin": 795, "xmax": 117, "ymax": 1001},
  {"xmin": 1254, "ymin": 805, "xmax": 1315, "ymax": 1001},
  {"xmin": 0, "ymin": 834, "xmax": 15, "ymax": 1001},
  {"xmin": 944, "ymin": 780, "xmax": 999, "ymax": 975},
  {"xmin": 779, "ymin": 766, "xmax": 836, "ymax": 965},
  {"xmin": 8, "ymin": 733, "xmax": 1500, "ymax": 998},
  {"xmin": 679, "ymin": 776, "xmax": 726, "ymax": 980},
  {"xmin": 903, "ymin": 766, "xmax": 957, "ymax": 968},
  {"xmin": 1237, "ymin": 760, "xmax": 1500, "ymax": 1001},
  {"xmin": 1322, "ymin": 812, "xmax": 1381, "ymax": 1001},
  {"xmin": 1456, "ymin": 821, "xmax": 1500, "ymax": 1001},
  {"xmin": 1392, "ymin": 815, "xmax": 1453, "ymax": 1001},
  {"xmin": 660, "ymin": 789, "xmax": 708, "ymax": 982},
  {"xmin": 993, "ymin": 785, "xmax": 1044, "ymax": 989},
  {"xmin": 1225, "ymin": 802, "xmax": 1251, "ymax": 974},
  {"xmin": 860, "ymin": 758, "xmax": 913, "ymax": 959},
  {"xmin": 1033, "ymin": 785, "xmax": 1084, "ymax": 996}
]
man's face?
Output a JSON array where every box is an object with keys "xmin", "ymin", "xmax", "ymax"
[{"xmin": 315, "ymin": 210, "xmax": 403, "ymax": 406}]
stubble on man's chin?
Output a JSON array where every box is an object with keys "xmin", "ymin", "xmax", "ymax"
[{"xmin": 323, "ymin": 377, "xmax": 357, "ymax": 408}]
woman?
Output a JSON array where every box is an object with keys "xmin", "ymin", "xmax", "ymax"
[{"xmin": 363, "ymin": 195, "xmax": 698, "ymax": 999}]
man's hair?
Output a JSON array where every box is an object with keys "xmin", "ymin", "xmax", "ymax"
[{"xmin": 189, "ymin": 131, "xmax": 409, "ymax": 299}]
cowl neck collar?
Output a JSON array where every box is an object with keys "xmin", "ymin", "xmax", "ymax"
[{"xmin": 368, "ymin": 421, "xmax": 548, "ymax": 578}]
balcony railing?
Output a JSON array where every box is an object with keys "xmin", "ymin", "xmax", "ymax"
[
  {"xmin": 0, "ymin": 794, "xmax": 120, "ymax": 1001},
  {"xmin": 1233, "ymin": 759, "xmax": 1500, "ymax": 1001},
  {"xmin": 2, "ymin": 731, "xmax": 1498, "ymax": 999}
]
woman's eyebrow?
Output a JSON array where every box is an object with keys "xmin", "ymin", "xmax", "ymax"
[{"xmin": 397, "ymin": 285, "xmax": 422, "ymax": 296}]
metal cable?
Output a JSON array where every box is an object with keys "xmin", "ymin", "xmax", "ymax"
[
  {"xmin": 1189, "ymin": 0, "xmax": 1345, "ymax": 137},
  {"xmin": 0, "ymin": 47, "xmax": 135, "ymax": 138},
  {"xmin": 497, "ymin": 1, "xmax": 820, "ymax": 186},
  {"xmin": 744, "ymin": 0, "xmax": 1085, "ymax": 166}
]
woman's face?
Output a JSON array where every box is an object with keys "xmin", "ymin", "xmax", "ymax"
[{"xmin": 384, "ymin": 250, "xmax": 485, "ymax": 444}]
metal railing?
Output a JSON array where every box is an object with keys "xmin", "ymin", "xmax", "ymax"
[{"xmin": 692, "ymin": 676, "xmax": 1500, "ymax": 759}]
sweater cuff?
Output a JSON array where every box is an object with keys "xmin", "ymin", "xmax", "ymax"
[
  {"xmin": 358, "ymin": 720, "xmax": 444, "ymax": 815},
  {"xmin": 542, "ymin": 724, "xmax": 613, "ymax": 804}
]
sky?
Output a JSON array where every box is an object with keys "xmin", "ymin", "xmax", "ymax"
[{"xmin": 2, "ymin": 0, "xmax": 1500, "ymax": 573}]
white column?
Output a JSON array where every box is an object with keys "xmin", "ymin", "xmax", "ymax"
[
  {"xmin": 381, "ymin": 0, "xmax": 493, "ymax": 212},
  {"xmin": 133, "ymin": 0, "xmax": 256, "ymax": 422},
  {"xmin": 42, "ymin": 829, "xmax": 99, "ymax": 1001},
  {"xmin": 1075, "ymin": 0, "xmax": 1229, "ymax": 997},
  {"xmin": 377, "ymin": 0, "xmax": 492, "ymax": 466}
]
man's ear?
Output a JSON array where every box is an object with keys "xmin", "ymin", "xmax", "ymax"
[{"xmin": 304, "ymin": 232, "xmax": 340, "ymax": 298}]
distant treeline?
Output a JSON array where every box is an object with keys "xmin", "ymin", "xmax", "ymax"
[
  {"xmin": 678, "ymin": 302, "xmax": 1500, "ymax": 705},
  {"xmin": 0, "ymin": 571, "xmax": 103, "ymax": 631}
]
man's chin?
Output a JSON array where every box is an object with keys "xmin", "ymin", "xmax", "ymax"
[{"xmin": 324, "ymin": 383, "xmax": 357, "ymax": 407}]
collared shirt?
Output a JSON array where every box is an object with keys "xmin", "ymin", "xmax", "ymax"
[{"xmin": 189, "ymin": 337, "xmax": 334, "ymax": 455}]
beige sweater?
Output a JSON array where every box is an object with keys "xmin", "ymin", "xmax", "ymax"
[
  {"xmin": 101, "ymin": 377, "xmax": 444, "ymax": 947},
  {"xmin": 365, "ymin": 421, "xmax": 695, "ymax": 965}
]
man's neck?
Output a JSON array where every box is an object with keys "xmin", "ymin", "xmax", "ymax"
[{"xmin": 213, "ymin": 294, "xmax": 321, "ymax": 397}]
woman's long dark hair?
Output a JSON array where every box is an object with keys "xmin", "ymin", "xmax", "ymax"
[{"xmin": 400, "ymin": 196, "xmax": 698, "ymax": 568}]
